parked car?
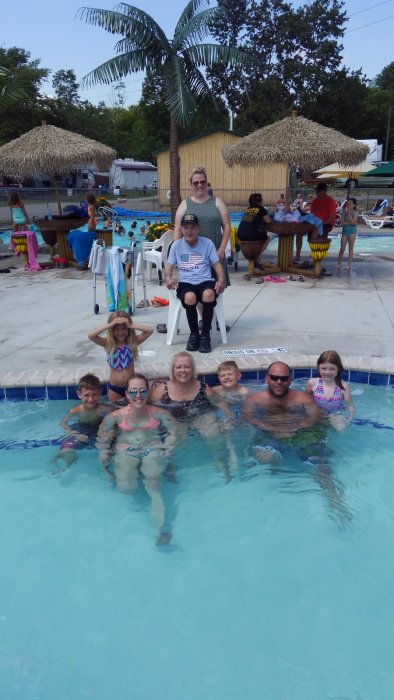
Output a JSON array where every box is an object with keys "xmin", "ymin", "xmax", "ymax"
[{"xmin": 335, "ymin": 175, "xmax": 394, "ymax": 188}]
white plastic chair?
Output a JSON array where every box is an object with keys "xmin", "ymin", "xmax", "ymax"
[
  {"xmin": 166, "ymin": 290, "xmax": 228, "ymax": 346},
  {"xmin": 136, "ymin": 230, "xmax": 174, "ymax": 285}
]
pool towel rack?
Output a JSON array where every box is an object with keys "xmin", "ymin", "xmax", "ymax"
[{"xmin": 89, "ymin": 239, "xmax": 146, "ymax": 315}]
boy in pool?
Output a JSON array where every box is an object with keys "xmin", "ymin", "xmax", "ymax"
[
  {"xmin": 212, "ymin": 361, "xmax": 252, "ymax": 473},
  {"xmin": 51, "ymin": 374, "xmax": 112, "ymax": 473},
  {"xmin": 213, "ymin": 361, "xmax": 251, "ymax": 421}
]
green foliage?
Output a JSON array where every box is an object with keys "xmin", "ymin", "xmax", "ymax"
[
  {"xmin": 0, "ymin": 47, "xmax": 48, "ymax": 145},
  {"xmin": 52, "ymin": 70, "xmax": 81, "ymax": 105},
  {"xmin": 208, "ymin": 0, "xmax": 347, "ymax": 124},
  {"xmin": 374, "ymin": 62, "xmax": 394, "ymax": 92}
]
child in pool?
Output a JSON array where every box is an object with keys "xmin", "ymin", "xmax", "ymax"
[
  {"xmin": 97, "ymin": 373, "xmax": 176, "ymax": 545},
  {"xmin": 213, "ymin": 360, "xmax": 251, "ymax": 422},
  {"xmin": 212, "ymin": 360, "xmax": 252, "ymax": 473},
  {"xmin": 103, "ymin": 215, "xmax": 113, "ymax": 229},
  {"xmin": 86, "ymin": 193, "xmax": 97, "ymax": 231},
  {"xmin": 305, "ymin": 350, "xmax": 355, "ymax": 431},
  {"xmin": 9, "ymin": 191, "xmax": 30, "ymax": 232},
  {"xmin": 51, "ymin": 373, "xmax": 112, "ymax": 473},
  {"xmin": 88, "ymin": 310, "xmax": 153, "ymax": 402},
  {"xmin": 337, "ymin": 198, "xmax": 358, "ymax": 272},
  {"xmin": 114, "ymin": 219, "xmax": 126, "ymax": 235}
]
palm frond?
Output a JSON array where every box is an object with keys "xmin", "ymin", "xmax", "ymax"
[
  {"xmin": 0, "ymin": 66, "xmax": 12, "ymax": 78},
  {"xmin": 78, "ymin": 6, "xmax": 170, "ymax": 50},
  {"xmin": 174, "ymin": 8, "xmax": 227, "ymax": 51},
  {"xmin": 0, "ymin": 86, "xmax": 28, "ymax": 107},
  {"xmin": 164, "ymin": 58, "xmax": 197, "ymax": 126},
  {"xmin": 81, "ymin": 50, "xmax": 157, "ymax": 87},
  {"xmin": 184, "ymin": 44, "xmax": 256, "ymax": 70},
  {"xmin": 183, "ymin": 64, "xmax": 217, "ymax": 106},
  {"xmin": 114, "ymin": 3, "xmax": 169, "ymax": 47},
  {"xmin": 0, "ymin": 65, "xmax": 29, "ymax": 106},
  {"xmin": 174, "ymin": 0, "xmax": 211, "ymax": 35},
  {"xmin": 115, "ymin": 36, "xmax": 168, "ymax": 61}
]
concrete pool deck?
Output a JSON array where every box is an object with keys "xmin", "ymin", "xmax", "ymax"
[{"xmin": 1, "ymin": 234, "xmax": 394, "ymax": 389}]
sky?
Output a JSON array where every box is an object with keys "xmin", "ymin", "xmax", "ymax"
[{"xmin": 1, "ymin": 0, "xmax": 393, "ymax": 107}]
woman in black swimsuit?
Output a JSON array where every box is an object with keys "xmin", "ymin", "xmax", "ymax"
[{"xmin": 150, "ymin": 352, "xmax": 229, "ymax": 476}]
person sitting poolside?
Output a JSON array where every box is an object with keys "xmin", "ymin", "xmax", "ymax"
[
  {"xmin": 165, "ymin": 212, "xmax": 225, "ymax": 354},
  {"xmin": 236, "ymin": 193, "xmax": 273, "ymax": 271}
]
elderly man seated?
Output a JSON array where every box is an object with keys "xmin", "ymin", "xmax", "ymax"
[{"xmin": 165, "ymin": 213, "xmax": 225, "ymax": 353}]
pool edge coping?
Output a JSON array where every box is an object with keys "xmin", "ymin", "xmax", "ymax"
[{"xmin": 1, "ymin": 353, "xmax": 394, "ymax": 390}]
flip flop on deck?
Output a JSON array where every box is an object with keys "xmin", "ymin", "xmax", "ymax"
[{"xmin": 255, "ymin": 275, "xmax": 287, "ymax": 284}]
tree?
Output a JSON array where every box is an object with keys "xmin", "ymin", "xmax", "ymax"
[
  {"xmin": 374, "ymin": 62, "xmax": 394, "ymax": 92},
  {"xmin": 78, "ymin": 0, "xmax": 253, "ymax": 218},
  {"xmin": 0, "ymin": 47, "xmax": 48, "ymax": 145},
  {"xmin": 52, "ymin": 69, "xmax": 81, "ymax": 106},
  {"xmin": 208, "ymin": 0, "xmax": 348, "ymax": 130}
]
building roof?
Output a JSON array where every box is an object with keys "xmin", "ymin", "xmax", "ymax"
[{"xmin": 154, "ymin": 129, "xmax": 241, "ymax": 155}]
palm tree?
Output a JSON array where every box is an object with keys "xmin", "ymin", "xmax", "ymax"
[{"xmin": 78, "ymin": 0, "xmax": 254, "ymax": 218}]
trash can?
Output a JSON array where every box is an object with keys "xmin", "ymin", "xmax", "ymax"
[{"xmin": 113, "ymin": 187, "xmax": 120, "ymax": 196}]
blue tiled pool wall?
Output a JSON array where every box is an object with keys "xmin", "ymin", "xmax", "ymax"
[{"xmin": 1, "ymin": 367, "xmax": 393, "ymax": 401}]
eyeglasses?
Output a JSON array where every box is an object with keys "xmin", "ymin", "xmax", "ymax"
[
  {"xmin": 268, "ymin": 374, "xmax": 290, "ymax": 382},
  {"xmin": 192, "ymin": 179, "xmax": 207, "ymax": 187},
  {"xmin": 127, "ymin": 388, "xmax": 149, "ymax": 398}
]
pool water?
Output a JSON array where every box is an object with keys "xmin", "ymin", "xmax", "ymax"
[
  {"xmin": 1, "ymin": 220, "xmax": 150, "ymax": 250},
  {"xmin": 2, "ymin": 221, "xmax": 394, "ymax": 255},
  {"xmin": 1, "ymin": 383, "xmax": 394, "ymax": 699},
  {"xmin": 273, "ymin": 231, "xmax": 394, "ymax": 256}
]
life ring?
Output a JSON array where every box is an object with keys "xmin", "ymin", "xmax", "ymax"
[{"xmin": 166, "ymin": 190, "xmax": 171, "ymax": 201}]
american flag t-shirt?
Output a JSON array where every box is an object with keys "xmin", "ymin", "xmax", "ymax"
[{"xmin": 179, "ymin": 252, "xmax": 204, "ymax": 271}]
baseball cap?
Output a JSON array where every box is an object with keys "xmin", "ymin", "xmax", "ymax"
[{"xmin": 181, "ymin": 213, "xmax": 199, "ymax": 226}]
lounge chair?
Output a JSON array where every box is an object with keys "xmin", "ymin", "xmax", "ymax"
[{"xmin": 361, "ymin": 214, "xmax": 394, "ymax": 230}]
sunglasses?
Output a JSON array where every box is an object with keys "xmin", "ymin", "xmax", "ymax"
[
  {"xmin": 127, "ymin": 388, "xmax": 149, "ymax": 398},
  {"xmin": 192, "ymin": 179, "xmax": 207, "ymax": 186},
  {"xmin": 268, "ymin": 374, "xmax": 290, "ymax": 382}
]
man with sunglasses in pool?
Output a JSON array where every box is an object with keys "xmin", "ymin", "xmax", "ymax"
[
  {"xmin": 241, "ymin": 362, "xmax": 350, "ymax": 521},
  {"xmin": 165, "ymin": 212, "xmax": 225, "ymax": 353},
  {"xmin": 242, "ymin": 362, "xmax": 321, "ymax": 461}
]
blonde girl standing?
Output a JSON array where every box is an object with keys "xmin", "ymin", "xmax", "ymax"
[{"xmin": 88, "ymin": 310, "xmax": 153, "ymax": 402}]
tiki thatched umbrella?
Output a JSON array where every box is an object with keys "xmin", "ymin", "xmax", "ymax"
[
  {"xmin": 222, "ymin": 114, "xmax": 369, "ymax": 181},
  {"xmin": 0, "ymin": 123, "xmax": 116, "ymax": 214},
  {"xmin": 222, "ymin": 114, "xmax": 369, "ymax": 277}
]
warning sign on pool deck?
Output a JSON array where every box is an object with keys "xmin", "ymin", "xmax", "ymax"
[{"xmin": 222, "ymin": 347, "xmax": 287, "ymax": 356}]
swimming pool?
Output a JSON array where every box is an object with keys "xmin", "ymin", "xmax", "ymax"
[
  {"xmin": 2, "ymin": 221, "xmax": 394, "ymax": 255},
  {"xmin": 1, "ymin": 381, "xmax": 394, "ymax": 699}
]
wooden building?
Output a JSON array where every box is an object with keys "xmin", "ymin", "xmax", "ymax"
[{"xmin": 155, "ymin": 130, "xmax": 288, "ymax": 207}]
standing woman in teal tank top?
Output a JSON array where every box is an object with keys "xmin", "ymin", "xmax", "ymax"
[{"xmin": 174, "ymin": 166, "xmax": 231, "ymax": 286}]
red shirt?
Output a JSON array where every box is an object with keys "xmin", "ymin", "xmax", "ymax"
[{"xmin": 310, "ymin": 195, "xmax": 337, "ymax": 224}]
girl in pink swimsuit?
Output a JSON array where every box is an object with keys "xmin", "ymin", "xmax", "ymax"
[
  {"xmin": 88, "ymin": 310, "xmax": 153, "ymax": 402},
  {"xmin": 97, "ymin": 374, "xmax": 176, "ymax": 545},
  {"xmin": 305, "ymin": 350, "xmax": 355, "ymax": 432}
]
